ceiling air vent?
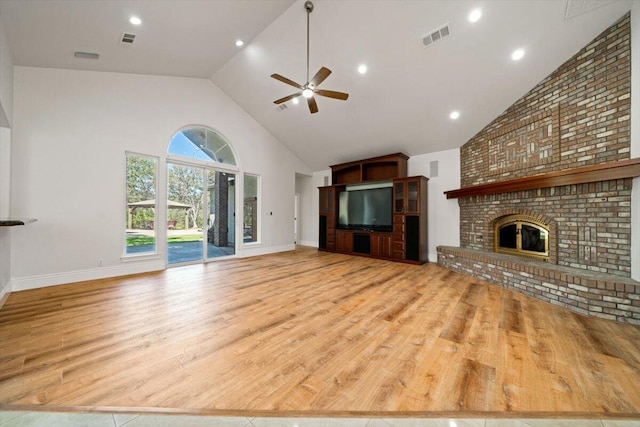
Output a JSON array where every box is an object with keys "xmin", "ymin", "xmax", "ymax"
[
  {"xmin": 565, "ymin": 0, "xmax": 615, "ymax": 20},
  {"xmin": 275, "ymin": 104, "xmax": 288, "ymax": 111},
  {"xmin": 423, "ymin": 23, "xmax": 451, "ymax": 47},
  {"xmin": 74, "ymin": 51, "xmax": 99, "ymax": 60},
  {"xmin": 120, "ymin": 32, "xmax": 136, "ymax": 45}
]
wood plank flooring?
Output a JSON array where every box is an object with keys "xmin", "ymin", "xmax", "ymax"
[{"xmin": 1, "ymin": 247, "xmax": 640, "ymax": 417}]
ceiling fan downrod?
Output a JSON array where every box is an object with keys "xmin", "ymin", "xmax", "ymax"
[{"xmin": 305, "ymin": 1, "xmax": 313, "ymax": 85}]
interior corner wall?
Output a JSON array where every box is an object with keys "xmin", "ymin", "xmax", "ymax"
[
  {"xmin": 0, "ymin": 16, "xmax": 14, "ymax": 128},
  {"xmin": 0, "ymin": 132, "xmax": 10, "ymax": 298},
  {"xmin": 295, "ymin": 173, "xmax": 316, "ymax": 247},
  {"xmin": 10, "ymin": 66, "xmax": 312, "ymax": 290},
  {"xmin": 631, "ymin": 1, "xmax": 639, "ymax": 281},
  {"xmin": 0, "ymin": 16, "xmax": 13, "ymax": 305},
  {"xmin": 408, "ymin": 149, "xmax": 461, "ymax": 262},
  {"xmin": 308, "ymin": 169, "xmax": 331, "ymax": 248}
]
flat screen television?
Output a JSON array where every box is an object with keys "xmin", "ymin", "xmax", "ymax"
[{"xmin": 337, "ymin": 187, "xmax": 392, "ymax": 231}]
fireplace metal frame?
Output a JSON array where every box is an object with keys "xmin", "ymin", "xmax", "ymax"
[{"xmin": 493, "ymin": 215, "xmax": 550, "ymax": 262}]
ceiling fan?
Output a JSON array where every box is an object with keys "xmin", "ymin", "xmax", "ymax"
[{"xmin": 271, "ymin": 0, "xmax": 349, "ymax": 114}]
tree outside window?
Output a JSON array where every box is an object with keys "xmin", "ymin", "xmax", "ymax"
[{"xmin": 125, "ymin": 153, "xmax": 157, "ymax": 254}]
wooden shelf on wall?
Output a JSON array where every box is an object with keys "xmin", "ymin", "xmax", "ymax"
[{"xmin": 445, "ymin": 158, "xmax": 640, "ymax": 199}]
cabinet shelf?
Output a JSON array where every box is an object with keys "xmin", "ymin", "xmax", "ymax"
[{"xmin": 331, "ymin": 153, "xmax": 408, "ymax": 185}]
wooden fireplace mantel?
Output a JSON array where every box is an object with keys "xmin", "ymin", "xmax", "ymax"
[{"xmin": 444, "ymin": 158, "xmax": 640, "ymax": 199}]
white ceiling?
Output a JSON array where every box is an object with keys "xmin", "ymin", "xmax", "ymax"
[{"xmin": 0, "ymin": 0, "xmax": 634, "ymax": 171}]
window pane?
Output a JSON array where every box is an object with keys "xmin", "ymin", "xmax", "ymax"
[
  {"xmin": 168, "ymin": 127, "xmax": 237, "ymax": 166},
  {"xmin": 126, "ymin": 153, "xmax": 157, "ymax": 255},
  {"xmin": 244, "ymin": 174, "xmax": 259, "ymax": 243}
]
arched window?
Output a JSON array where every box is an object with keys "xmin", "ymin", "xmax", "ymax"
[{"xmin": 168, "ymin": 127, "xmax": 237, "ymax": 166}]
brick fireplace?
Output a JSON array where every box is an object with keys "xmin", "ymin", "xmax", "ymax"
[{"xmin": 437, "ymin": 13, "xmax": 640, "ymax": 324}]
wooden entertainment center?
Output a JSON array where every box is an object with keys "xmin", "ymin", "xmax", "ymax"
[{"xmin": 318, "ymin": 153, "xmax": 429, "ymax": 264}]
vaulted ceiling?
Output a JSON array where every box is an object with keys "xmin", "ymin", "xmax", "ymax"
[{"xmin": 0, "ymin": 0, "xmax": 634, "ymax": 170}]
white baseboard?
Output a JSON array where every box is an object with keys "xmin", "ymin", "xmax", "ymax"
[
  {"xmin": 299, "ymin": 240, "xmax": 318, "ymax": 248},
  {"xmin": 240, "ymin": 243, "xmax": 295, "ymax": 258},
  {"xmin": 10, "ymin": 258, "xmax": 166, "ymax": 292},
  {"xmin": 0, "ymin": 285, "xmax": 10, "ymax": 310}
]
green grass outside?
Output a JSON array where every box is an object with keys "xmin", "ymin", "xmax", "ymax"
[{"xmin": 126, "ymin": 234, "xmax": 203, "ymax": 246}]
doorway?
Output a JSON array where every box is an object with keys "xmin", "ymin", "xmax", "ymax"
[{"xmin": 167, "ymin": 162, "xmax": 236, "ymax": 265}]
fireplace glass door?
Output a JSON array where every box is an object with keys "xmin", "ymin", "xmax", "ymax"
[{"xmin": 494, "ymin": 216, "xmax": 549, "ymax": 261}]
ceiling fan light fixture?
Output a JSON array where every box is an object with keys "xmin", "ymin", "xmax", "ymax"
[{"xmin": 302, "ymin": 88, "xmax": 314, "ymax": 98}]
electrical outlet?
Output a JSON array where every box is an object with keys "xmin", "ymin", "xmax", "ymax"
[{"xmin": 97, "ymin": 258, "xmax": 104, "ymax": 267}]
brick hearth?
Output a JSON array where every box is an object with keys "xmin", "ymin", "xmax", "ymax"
[{"xmin": 437, "ymin": 246, "xmax": 640, "ymax": 324}]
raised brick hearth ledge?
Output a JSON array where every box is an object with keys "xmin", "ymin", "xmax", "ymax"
[{"xmin": 437, "ymin": 246, "xmax": 640, "ymax": 325}]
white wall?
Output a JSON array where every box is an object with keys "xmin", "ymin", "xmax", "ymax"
[
  {"xmin": 0, "ymin": 11, "xmax": 13, "ymax": 128},
  {"xmin": 0, "ymin": 14, "xmax": 13, "ymax": 305},
  {"xmin": 408, "ymin": 149, "xmax": 461, "ymax": 263},
  {"xmin": 631, "ymin": 1, "xmax": 639, "ymax": 281},
  {"xmin": 10, "ymin": 66, "xmax": 311, "ymax": 290},
  {"xmin": 295, "ymin": 173, "xmax": 316, "ymax": 247}
]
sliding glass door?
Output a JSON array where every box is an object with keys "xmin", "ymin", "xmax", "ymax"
[{"xmin": 167, "ymin": 162, "xmax": 235, "ymax": 265}]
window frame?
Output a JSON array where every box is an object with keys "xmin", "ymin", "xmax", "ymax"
[
  {"xmin": 123, "ymin": 151, "xmax": 160, "ymax": 259},
  {"xmin": 243, "ymin": 173, "xmax": 261, "ymax": 246}
]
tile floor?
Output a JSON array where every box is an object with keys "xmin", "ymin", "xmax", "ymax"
[{"xmin": 0, "ymin": 412, "xmax": 639, "ymax": 427}]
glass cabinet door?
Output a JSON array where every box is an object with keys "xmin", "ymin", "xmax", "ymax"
[
  {"xmin": 394, "ymin": 181, "xmax": 405, "ymax": 213},
  {"xmin": 407, "ymin": 179, "xmax": 419, "ymax": 213}
]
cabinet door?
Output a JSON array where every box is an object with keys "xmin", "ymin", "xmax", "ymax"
[
  {"xmin": 326, "ymin": 214, "xmax": 335, "ymax": 250},
  {"xmin": 336, "ymin": 230, "xmax": 352, "ymax": 253},
  {"xmin": 319, "ymin": 187, "xmax": 335, "ymax": 214},
  {"xmin": 380, "ymin": 234, "xmax": 393, "ymax": 258},
  {"xmin": 371, "ymin": 233, "xmax": 381, "ymax": 256},
  {"xmin": 371, "ymin": 233, "xmax": 392, "ymax": 258},
  {"xmin": 406, "ymin": 178, "xmax": 420, "ymax": 214},
  {"xmin": 394, "ymin": 181, "xmax": 405, "ymax": 213}
]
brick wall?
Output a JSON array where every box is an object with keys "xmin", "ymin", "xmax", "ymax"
[
  {"xmin": 461, "ymin": 13, "xmax": 631, "ymax": 187},
  {"xmin": 456, "ymin": 13, "xmax": 632, "ymax": 277}
]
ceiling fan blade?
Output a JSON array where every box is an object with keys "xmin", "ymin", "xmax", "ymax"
[
  {"xmin": 271, "ymin": 74, "xmax": 304, "ymax": 90},
  {"xmin": 309, "ymin": 67, "xmax": 331, "ymax": 87},
  {"xmin": 307, "ymin": 96, "xmax": 319, "ymax": 114},
  {"xmin": 314, "ymin": 89, "xmax": 349, "ymax": 101},
  {"xmin": 274, "ymin": 93, "xmax": 302, "ymax": 104}
]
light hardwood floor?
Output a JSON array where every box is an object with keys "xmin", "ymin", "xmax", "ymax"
[{"xmin": 1, "ymin": 247, "xmax": 639, "ymax": 418}]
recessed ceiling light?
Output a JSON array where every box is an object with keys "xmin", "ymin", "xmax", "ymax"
[
  {"xmin": 292, "ymin": 97, "xmax": 299, "ymax": 105},
  {"xmin": 511, "ymin": 48, "xmax": 525, "ymax": 61},
  {"xmin": 235, "ymin": 39, "xmax": 244, "ymax": 47},
  {"xmin": 129, "ymin": 16, "xmax": 142, "ymax": 25},
  {"xmin": 468, "ymin": 9, "xmax": 482, "ymax": 23},
  {"xmin": 358, "ymin": 64, "xmax": 367, "ymax": 74},
  {"xmin": 449, "ymin": 111, "xmax": 460, "ymax": 120}
]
